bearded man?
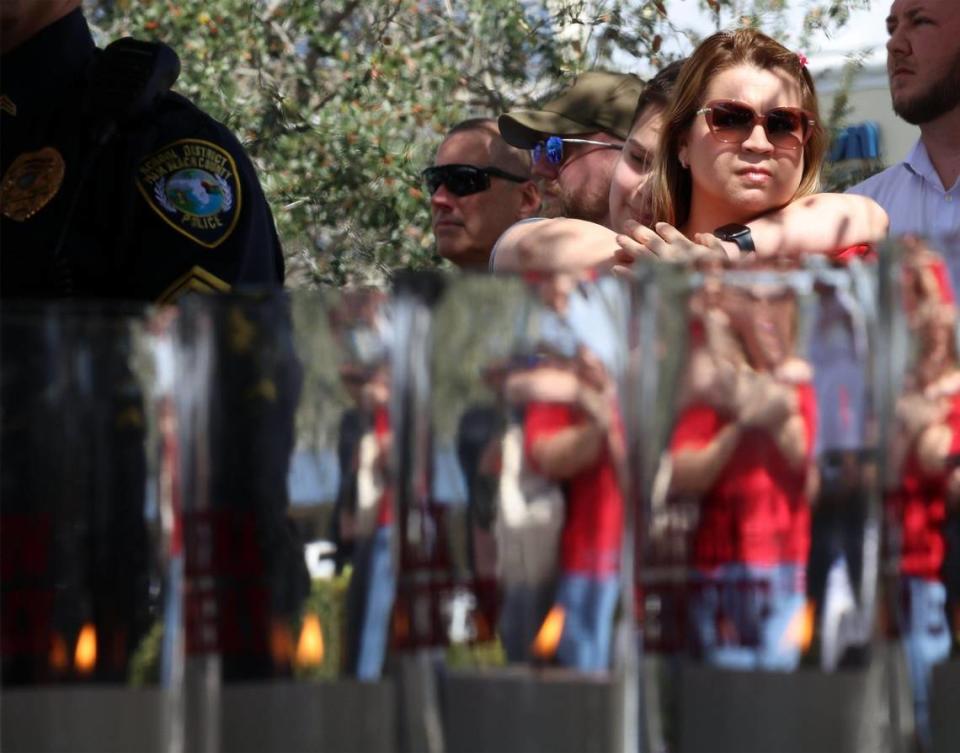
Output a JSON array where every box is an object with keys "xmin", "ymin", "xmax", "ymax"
[{"xmin": 848, "ymin": 0, "xmax": 960, "ymax": 242}]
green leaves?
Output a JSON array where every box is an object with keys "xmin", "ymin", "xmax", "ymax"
[{"xmin": 86, "ymin": 0, "xmax": 869, "ymax": 284}]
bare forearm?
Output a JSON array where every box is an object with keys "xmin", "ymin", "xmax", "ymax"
[
  {"xmin": 505, "ymin": 368, "xmax": 580, "ymax": 405},
  {"xmin": 670, "ymin": 422, "xmax": 742, "ymax": 495},
  {"xmin": 747, "ymin": 193, "xmax": 889, "ymax": 258},
  {"xmin": 494, "ymin": 218, "xmax": 618, "ymax": 272},
  {"xmin": 916, "ymin": 423, "xmax": 954, "ymax": 476},
  {"xmin": 531, "ymin": 423, "xmax": 606, "ymax": 479}
]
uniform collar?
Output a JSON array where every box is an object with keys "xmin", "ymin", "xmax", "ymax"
[{"xmin": 0, "ymin": 8, "xmax": 96, "ymax": 116}]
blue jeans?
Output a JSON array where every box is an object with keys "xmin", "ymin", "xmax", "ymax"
[
  {"xmin": 346, "ymin": 525, "xmax": 396, "ymax": 681},
  {"xmin": 160, "ymin": 555, "xmax": 184, "ymax": 686},
  {"xmin": 901, "ymin": 577, "xmax": 950, "ymax": 749},
  {"xmin": 554, "ymin": 572, "xmax": 619, "ymax": 671},
  {"xmin": 689, "ymin": 563, "xmax": 805, "ymax": 671}
]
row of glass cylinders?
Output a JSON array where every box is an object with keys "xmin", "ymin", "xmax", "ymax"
[{"xmin": 1, "ymin": 240, "xmax": 957, "ymax": 753}]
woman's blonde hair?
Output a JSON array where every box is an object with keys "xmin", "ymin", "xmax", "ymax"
[{"xmin": 649, "ymin": 28, "xmax": 826, "ymax": 228}]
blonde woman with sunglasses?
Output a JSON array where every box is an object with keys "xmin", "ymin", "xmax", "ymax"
[{"xmin": 617, "ymin": 28, "xmax": 888, "ymax": 265}]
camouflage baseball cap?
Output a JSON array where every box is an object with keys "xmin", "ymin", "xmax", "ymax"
[{"xmin": 498, "ymin": 71, "xmax": 645, "ymax": 149}]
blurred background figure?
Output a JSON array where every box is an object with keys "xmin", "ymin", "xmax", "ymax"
[
  {"xmin": 668, "ymin": 274, "xmax": 817, "ymax": 670},
  {"xmin": 888, "ymin": 243, "xmax": 960, "ymax": 748},
  {"xmin": 328, "ymin": 289, "xmax": 396, "ymax": 680},
  {"xmin": 454, "ymin": 360, "xmax": 512, "ymax": 647},
  {"xmin": 503, "ymin": 271, "xmax": 625, "ymax": 671},
  {"xmin": 807, "ymin": 279, "xmax": 874, "ymax": 670},
  {"xmin": 491, "ymin": 349, "xmax": 568, "ymax": 663}
]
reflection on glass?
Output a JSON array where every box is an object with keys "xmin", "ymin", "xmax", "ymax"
[
  {"xmin": 640, "ymin": 260, "xmax": 881, "ymax": 752},
  {"xmin": 326, "ymin": 288, "xmax": 396, "ymax": 681},
  {"xmin": 0, "ymin": 303, "xmax": 181, "ymax": 751},
  {"xmin": 172, "ymin": 288, "xmax": 401, "ymax": 696},
  {"xmin": 807, "ymin": 278, "xmax": 876, "ymax": 672},
  {"xmin": 512, "ymin": 272, "xmax": 626, "ymax": 672},
  {"xmin": 0, "ymin": 305, "xmax": 164, "ymax": 687},
  {"xmin": 176, "ymin": 294, "xmax": 310, "ymax": 684},
  {"xmin": 419, "ymin": 272, "xmax": 627, "ymax": 673},
  {"xmin": 667, "ymin": 273, "xmax": 815, "ymax": 670},
  {"xmin": 889, "ymin": 242, "xmax": 960, "ymax": 750}
]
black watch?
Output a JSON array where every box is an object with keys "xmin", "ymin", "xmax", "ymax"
[{"xmin": 713, "ymin": 223, "xmax": 755, "ymax": 254}]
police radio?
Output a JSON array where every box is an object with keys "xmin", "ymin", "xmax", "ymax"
[
  {"xmin": 51, "ymin": 39, "xmax": 180, "ymax": 293},
  {"xmin": 84, "ymin": 38, "xmax": 181, "ymax": 144}
]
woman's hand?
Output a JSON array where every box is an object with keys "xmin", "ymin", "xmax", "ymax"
[
  {"xmin": 896, "ymin": 391, "xmax": 947, "ymax": 440},
  {"xmin": 573, "ymin": 348, "xmax": 616, "ymax": 429},
  {"xmin": 612, "ymin": 220, "xmax": 733, "ymax": 274},
  {"xmin": 735, "ymin": 371, "xmax": 795, "ymax": 431}
]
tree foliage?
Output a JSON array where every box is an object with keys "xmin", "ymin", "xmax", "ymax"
[{"xmin": 86, "ymin": 0, "xmax": 873, "ymax": 286}]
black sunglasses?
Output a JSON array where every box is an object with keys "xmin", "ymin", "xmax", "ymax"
[{"xmin": 421, "ymin": 164, "xmax": 529, "ymax": 197}]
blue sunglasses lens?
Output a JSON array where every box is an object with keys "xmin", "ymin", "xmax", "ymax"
[
  {"xmin": 532, "ymin": 136, "xmax": 565, "ymax": 165},
  {"xmin": 546, "ymin": 136, "xmax": 563, "ymax": 164}
]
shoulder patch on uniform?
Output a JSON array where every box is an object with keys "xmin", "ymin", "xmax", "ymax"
[
  {"xmin": 136, "ymin": 139, "xmax": 242, "ymax": 249},
  {"xmin": 156, "ymin": 265, "xmax": 231, "ymax": 304}
]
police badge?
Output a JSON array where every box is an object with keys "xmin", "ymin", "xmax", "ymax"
[
  {"xmin": 1, "ymin": 147, "xmax": 66, "ymax": 221},
  {"xmin": 136, "ymin": 139, "xmax": 242, "ymax": 248}
]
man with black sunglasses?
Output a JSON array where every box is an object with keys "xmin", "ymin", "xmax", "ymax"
[
  {"xmin": 424, "ymin": 118, "xmax": 540, "ymax": 268},
  {"xmin": 499, "ymin": 71, "xmax": 643, "ymax": 226}
]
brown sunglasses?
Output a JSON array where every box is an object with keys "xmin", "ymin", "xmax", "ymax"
[{"xmin": 696, "ymin": 99, "xmax": 816, "ymax": 150}]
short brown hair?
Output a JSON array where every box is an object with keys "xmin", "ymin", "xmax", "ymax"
[
  {"xmin": 649, "ymin": 29, "xmax": 826, "ymax": 228},
  {"xmin": 630, "ymin": 59, "xmax": 686, "ymax": 129},
  {"xmin": 444, "ymin": 117, "xmax": 532, "ymax": 178}
]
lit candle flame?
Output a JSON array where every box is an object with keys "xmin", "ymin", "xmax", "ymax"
[
  {"xmin": 270, "ymin": 620, "xmax": 294, "ymax": 666},
  {"xmin": 392, "ymin": 605, "xmax": 410, "ymax": 644},
  {"xmin": 49, "ymin": 633, "xmax": 69, "ymax": 672},
  {"xmin": 74, "ymin": 623, "xmax": 97, "ymax": 675},
  {"xmin": 295, "ymin": 614, "xmax": 324, "ymax": 667},
  {"xmin": 783, "ymin": 599, "xmax": 816, "ymax": 652},
  {"xmin": 532, "ymin": 605, "xmax": 565, "ymax": 660}
]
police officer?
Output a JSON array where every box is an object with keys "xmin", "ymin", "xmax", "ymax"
[
  {"xmin": 1, "ymin": 1, "xmax": 304, "ymax": 685},
  {"xmin": 1, "ymin": 0, "xmax": 284, "ymax": 301}
]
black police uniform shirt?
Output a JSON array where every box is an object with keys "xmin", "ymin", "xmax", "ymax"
[{"xmin": 0, "ymin": 8, "xmax": 284, "ymax": 302}]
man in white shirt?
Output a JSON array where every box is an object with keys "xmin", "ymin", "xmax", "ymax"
[{"xmin": 848, "ymin": 0, "xmax": 960, "ymax": 243}]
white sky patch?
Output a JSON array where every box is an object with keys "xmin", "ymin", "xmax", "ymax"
[{"xmin": 645, "ymin": 0, "xmax": 890, "ymax": 75}]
